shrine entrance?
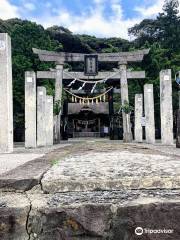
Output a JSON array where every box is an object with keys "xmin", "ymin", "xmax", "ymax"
[
  {"xmin": 67, "ymin": 105, "xmax": 109, "ymax": 138},
  {"xmin": 33, "ymin": 48, "xmax": 149, "ymax": 143}
]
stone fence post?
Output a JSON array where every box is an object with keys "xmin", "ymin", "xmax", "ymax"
[
  {"xmin": 0, "ymin": 33, "xmax": 13, "ymax": 153},
  {"xmin": 25, "ymin": 71, "xmax": 36, "ymax": 148},
  {"xmin": 144, "ymin": 84, "xmax": 155, "ymax": 144},
  {"xmin": 160, "ymin": 69, "xmax": 174, "ymax": 145},
  {"xmin": 135, "ymin": 94, "xmax": 143, "ymax": 143}
]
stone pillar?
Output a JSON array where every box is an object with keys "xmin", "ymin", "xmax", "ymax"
[
  {"xmin": 46, "ymin": 96, "xmax": 53, "ymax": 146},
  {"xmin": 144, "ymin": 84, "xmax": 155, "ymax": 144},
  {"xmin": 160, "ymin": 69, "xmax": 174, "ymax": 145},
  {"xmin": 0, "ymin": 33, "xmax": 13, "ymax": 153},
  {"xmin": 176, "ymin": 110, "xmax": 180, "ymax": 148},
  {"xmin": 37, "ymin": 87, "xmax": 46, "ymax": 147},
  {"xmin": 25, "ymin": 71, "xmax": 36, "ymax": 148},
  {"xmin": 119, "ymin": 64, "xmax": 132, "ymax": 142},
  {"xmin": 135, "ymin": 94, "xmax": 143, "ymax": 143},
  {"xmin": 54, "ymin": 64, "xmax": 63, "ymax": 143}
]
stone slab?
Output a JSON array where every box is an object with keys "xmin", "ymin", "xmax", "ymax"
[
  {"xmin": 0, "ymin": 143, "xmax": 72, "ymax": 192},
  {"xmin": 26, "ymin": 190, "xmax": 180, "ymax": 239},
  {"xmin": 1, "ymin": 189, "xmax": 180, "ymax": 240},
  {"xmin": 0, "ymin": 153, "xmax": 44, "ymax": 175},
  {"xmin": 42, "ymin": 149, "xmax": 180, "ymax": 193},
  {"xmin": 0, "ymin": 156, "xmax": 50, "ymax": 192}
]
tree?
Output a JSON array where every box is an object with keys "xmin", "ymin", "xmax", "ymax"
[{"xmin": 158, "ymin": 0, "xmax": 180, "ymax": 51}]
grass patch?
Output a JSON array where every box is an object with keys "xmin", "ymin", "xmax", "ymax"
[{"xmin": 51, "ymin": 159, "xmax": 59, "ymax": 166}]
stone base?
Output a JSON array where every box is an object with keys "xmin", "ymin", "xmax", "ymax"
[
  {"xmin": 123, "ymin": 132, "xmax": 133, "ymax": 143},
  {"xmin": 2, "ymin": 190, "xmax": 180, "ymax": 240},
  {"xmin": 0, "ymin": 193, "xmax": 30, "ymax": 240},
  {"xmin": 0, "ymin": 141, "xmax": 180, "ymax": 239}
]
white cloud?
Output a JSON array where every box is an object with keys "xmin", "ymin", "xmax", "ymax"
[
  {"xmin": 35, "ymin": 0, "xmax": 141, "ymax": 39},
  {"xmin": 135, "ymin": 0, "xmax": 164, "ymax": 17},
  {"xmin": 2, "ymin": 0, "xmax": 178, "ymax": 39},
  {"xmin": 135, "ymin": 0, "xmax": 180, "ymax": 18},
  {"xmin": 0, "ymin": 0, "xmax": 19, "ymax": 19},
  {"xmin": 23, "ymin": 3, "xmax": 36, "ymax": 11}
]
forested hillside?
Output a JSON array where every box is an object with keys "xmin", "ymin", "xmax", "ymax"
[{"xmin": 0, "ymin": 0, "xmax": 180, "ymax": 136}]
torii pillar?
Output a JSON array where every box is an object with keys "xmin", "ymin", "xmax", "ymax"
[
  {"xmin": 54, "ymin": 64, "xmax": 63, "ymax": 143},
  {"xmin": 119, "ymin": 63, "xmax": 132, "ymax": 142}
]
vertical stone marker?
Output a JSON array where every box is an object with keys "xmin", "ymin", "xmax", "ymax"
[
  {"xmin": 46, "ymin": 96, "xmax": 53, "ymax": 146},
  {"xmin": 54, "ymin": 64, "xmax": 63, "ymax": 143},
  {"xmin": 25, "ymin": 71, "xmax": 36, "ymax": 148},
  {"xmin": 37, "ymin": 87, "xmax": 46, "ymax": 147},
  {"xmin": 0, "ymin": 33, "xmax": 13, "ymax": 153},
  {"xmin": 144, "ymin": 84, "xmax": 155, "ymax": 144},
  {"xmin": 135, "ymin": 94, "xmax": 143, "ymax": 142},
  {"xmin": 119, "ymin": 64, "xmax": 132, "ymax": 142},
  {"xmin": 160, "ymin": 69, "xmax": 174, "ymax": 145},
  {"xmin": 177, "ymin": 110, "xmax": 180, "ymax": 148}
]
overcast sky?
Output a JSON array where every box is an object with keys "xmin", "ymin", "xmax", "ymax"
[{"xmin": 0, "ymin": 0, "xmax": 179, "ymax": 39}]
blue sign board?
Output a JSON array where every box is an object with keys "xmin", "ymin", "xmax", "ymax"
[
  {"xmin": 176, "ymin": 72, "xmax": 180, "ymax": 85},
  {"xmin": 176, "ymin": 77, "xmax": 180, "ymax": 85}
]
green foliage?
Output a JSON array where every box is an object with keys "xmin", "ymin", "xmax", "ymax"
[
  {"xmin": 0, "ymin": 19, "xmax": 58, "ymax": 131},
  {"xmin": 121, "ymin": 101, "xmax": 133, "ymax": 114},
  {"xmin": 51, "ymin": 159, "xmax": 59, "ymax": 166},
  {"xmin": 53, "ymin": 100, "xmax": 61, "ymax": 116},
  {"xmin": 128, "ymin": 0, "xmax": 180, "ymax": 127}
]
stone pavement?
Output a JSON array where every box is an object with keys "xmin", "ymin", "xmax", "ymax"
[
  {"xmin": 0, "ymin": 153, "xmax": 44, "ymax": 175},
  {"xmin": 0, "ymin": 142, "xmax": 71, "ymax": 191},
  {"xmin": 42, "ymin": 143, "xmax": 180, "ymax": 193},
  {"xmin": 0, "ymin": 140, "xmax": 180, "ymax": 240}
]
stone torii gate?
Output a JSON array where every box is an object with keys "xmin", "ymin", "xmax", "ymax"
[
  {"xmin": 33, "ymin": 48, "xmax": 149, "ymax": 142},
  {"xmin": 37, "ymin": 69, "xmax": 146, "ymax": 142}
]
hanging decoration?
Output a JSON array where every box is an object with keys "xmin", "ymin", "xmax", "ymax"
[
  {"xmin": 65, "ymin": 71, "xmax": 118, "ymax": 92},
  {"xmin": 78, "ymin": 82, "xmax": 86, "ymax": 91},
  {"xmin": 77, "ymin": 119, "xmax": 97, "ymax": 126},
  {"xmin": 91, "ymin": 82, "xmax": 97, "ymax": 94},
  {"xmin": 64, "ymin": 87, "xmax": 113, "ymax": 105},
  {"xmin": 68, "ymin": 78, "xmax": 77, "ymax": 87}
]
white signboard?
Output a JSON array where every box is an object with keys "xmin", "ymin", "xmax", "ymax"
[
  {"xmin": 164, "ymin": 75, "xmax": 170, "ymax": 81},
  {"xmin": 141, "ymin": 117, "xmax": 146, "ymax": 127},
  {"xmin": 27, "ymin": 77, "xmax": 33, "ymax": 83},
  {"xmin": 39, "ymin": 91, "xmax": 43, "ymax": 96}
]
